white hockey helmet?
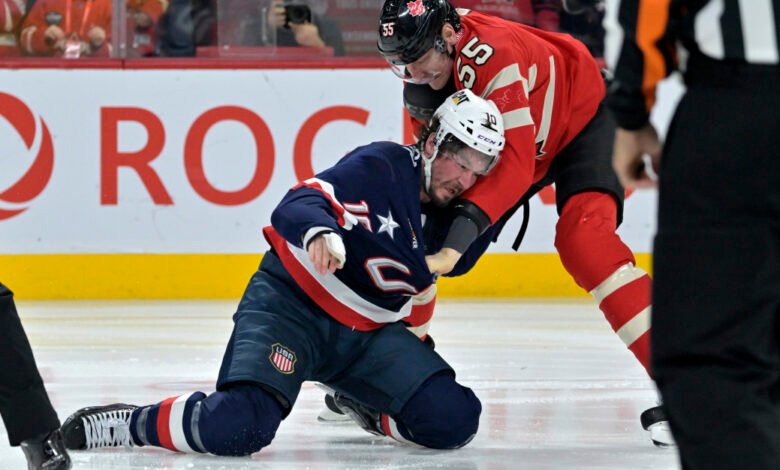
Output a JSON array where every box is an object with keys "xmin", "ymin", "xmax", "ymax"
[
  {"xmin": 422, "ymin": 89, "xmax": 505, "ymax": 191},
  {"xmin": 432, "ymin": 89, "xmax": 505, "ymax": 172}
]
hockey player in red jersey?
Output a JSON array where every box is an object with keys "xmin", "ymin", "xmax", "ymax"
[{"xmin": 377, "ymin": 0, "xmax": 671, "ymax": 446}]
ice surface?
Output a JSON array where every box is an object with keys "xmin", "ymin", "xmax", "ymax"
[{"xmin": 1, "ymin": 299, "xmax": 679, "ymax": 469}]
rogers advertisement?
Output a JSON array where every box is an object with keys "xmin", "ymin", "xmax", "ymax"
[{"xmin": 0, "ymin": 67, "xmax": 672, "ymax": 255}]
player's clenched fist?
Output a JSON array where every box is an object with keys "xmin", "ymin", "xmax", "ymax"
[{"xmin": 307, "ymin": 232, "xmax": 346, "ymax": 275}]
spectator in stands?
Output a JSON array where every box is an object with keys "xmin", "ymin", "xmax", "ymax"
[
  {"xmin": 0, "ymin": 0, "xmax": 25, "ymax": 57},
  {"xmin": 451, "ymin": 0, "xmax": 561, "ymax": 31},
  {"xmin": 559, "ymin": 0, "xmax": 604, "ymax": 64},
  {"xmin": 155, "ymin": 0, "xmax": 214, "ymax": 57},
  {"xmin": 256, "ymin": 0, "xmax": 344, "ymax": 56},
  {"xmin": 127, "ymin": 0, "xmax": 168, "ymax": 57},
  {"xmin": 156, "ymin": 0, "xmax": 344, "ymax": 57},
  {"xmin": 20, "ymin": 0, "xmax": 112, "ymax": 57}
]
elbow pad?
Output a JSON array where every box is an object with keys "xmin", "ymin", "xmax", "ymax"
[
  {"xmin": 442, "ymin": 201, "xmax": 492, "ymax": 253},
  {"xmin": 453, "ymin": 201, "xmax": 491, "ymax": 235},
  {"xmin": 442, "ymin": 216, "xmax": 479, "ymax": 254}
]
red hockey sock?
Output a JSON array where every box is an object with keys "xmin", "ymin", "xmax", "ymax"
[{"xmin": 555, "ymin": 192, "xmax": 652, "ymax": 376}]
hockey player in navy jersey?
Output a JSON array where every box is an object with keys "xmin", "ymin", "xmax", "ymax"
[{"xmin": 58, "ymin": 89, "xmax": 506, "ymax": 456}]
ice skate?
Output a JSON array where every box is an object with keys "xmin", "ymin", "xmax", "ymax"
[
  {"xmin": 317, "ymin": 392, "xmax": 352, "ymax": 422},
  {"xmin": 641, "ymin": 405, "xmax": 676, "ymax": 448},
  {"xmin": 331, "ymin": 393, "xmax": 384, "ymax": 436},
  {"xmin": 60, "ymin": 404, "xmax": 137, "ymax": 450}
]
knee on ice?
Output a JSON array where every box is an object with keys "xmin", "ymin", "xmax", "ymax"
[
  {"xmin": 198, "ymin": 383, "xmax": 285, "ymax": 456},
  {"xmin": 401, "ymin": 372, "xmax": 482, "ymax": 449}
]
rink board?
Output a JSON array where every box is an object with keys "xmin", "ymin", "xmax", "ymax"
[
  {"xmin": 0, "ymin": 253, "xmax": 653, "ymax": 299},
  {"xmin": 0, "ymin": 64, "xmax": 679, "ymax": 299}
]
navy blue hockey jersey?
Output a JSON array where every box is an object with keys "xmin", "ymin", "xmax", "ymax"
[{"xmin": 264, "ymin": 141, "xmax": 435, "ymax": 331}]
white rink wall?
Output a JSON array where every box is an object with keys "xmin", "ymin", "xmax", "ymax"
[{"xmin": 0, "ymin": 66, "xmax": 684, "ymax": 298}]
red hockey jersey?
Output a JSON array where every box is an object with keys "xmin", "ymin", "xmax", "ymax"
[
  {"xmin": 451, "ymin": 0, "xmax": 560, "ymax": 31},
  {"xmin": 452, "ymin": 9, "xmax": 605, "ymax": 222}
]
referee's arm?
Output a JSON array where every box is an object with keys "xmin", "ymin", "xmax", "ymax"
[{"xmin": 605, "ymin": 0, "xmax": 678, "ymax": 189}]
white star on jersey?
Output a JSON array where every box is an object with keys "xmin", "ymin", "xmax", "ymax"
[{"xmin": 377, "ymin": 211, "xmax": 400, "ymax": 239}]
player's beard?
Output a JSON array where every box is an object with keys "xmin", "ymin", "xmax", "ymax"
[{"xmin": 430, "ymin": 182, "xmax": 464, "ymax": 207}]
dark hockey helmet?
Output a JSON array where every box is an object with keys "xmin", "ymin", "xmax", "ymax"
[{"xmin": 377, "ymin": 0, "xmax": 460, "ymax": 66}]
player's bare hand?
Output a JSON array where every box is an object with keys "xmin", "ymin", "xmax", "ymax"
[
  {"xmin": 425, "ymin": 248, "xmax": 462, "ymax": 275},
  {"xmin": 612, "ymin": 124, "xmax": 662, "ymax": 189},
  {"xmin": 307, "ymin": 233, "xmax": 345, "ymax": 275}
]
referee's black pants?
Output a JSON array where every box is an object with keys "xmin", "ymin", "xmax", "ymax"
[
  {"xmin": 0, "ymin": 283, "xmax": 60, "ymax": 446},
  {"xmin": 652, "ymin": 56, "xmax": 780, "ymax": 470}
]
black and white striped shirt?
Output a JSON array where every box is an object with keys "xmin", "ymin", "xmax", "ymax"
[{"xmin": 604, "ymin": 0, "xmax": 780, "ymax": 130}]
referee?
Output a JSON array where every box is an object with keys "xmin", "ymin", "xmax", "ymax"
[
  {"xmin": 1, "ymin": 283, "xmax": 70, "ymax": 469},
  {"xmin": 606, "ymin": 1, "xmax": 780, "ymax": 468}
]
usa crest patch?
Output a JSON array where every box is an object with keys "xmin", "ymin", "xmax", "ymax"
[{"xmin": 269, "ymin": 343, "xmax": 297, "ymax": 374}]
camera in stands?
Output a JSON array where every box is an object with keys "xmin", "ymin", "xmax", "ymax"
[{"xmin": 284, "ymin": 4, "xmax": 312, "ymax": 27}]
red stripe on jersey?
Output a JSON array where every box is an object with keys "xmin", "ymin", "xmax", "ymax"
[
  {"xmin": 291, "ymin": 180, "xmax": 349, "ymax": 228},
  {"xmin": 599, "ymin": 275, "xmax": 652, "ymax": 332},
  {"xmin": 407, "ymin": 295, "xmax": 435, "ymax": 328},
  {"xmin": 263, "ymin": 227, "xmax": 389, "ymax": 331},
  {"xmin": 156, "ymin": 396, "xmax": 178, "ymax": 451},
  {"xmin": 380, "ymin": 414, "xmax": 392, "ymax": 437}
]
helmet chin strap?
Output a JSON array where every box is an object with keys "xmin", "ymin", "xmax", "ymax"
[{"xmin": 423, "ymin": 146, "xmax": 440, "ymax": 195}]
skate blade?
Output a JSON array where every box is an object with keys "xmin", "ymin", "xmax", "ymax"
[
  {"xmin": 317, "ymin": 408, "xmax": 352, "ymax": 423},
  {"xmin": 648, "ymin": 422, "xmax": 676, "ymax": 448}
]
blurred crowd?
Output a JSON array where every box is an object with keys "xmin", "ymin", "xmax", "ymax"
[{"xmin": 0, "ymin": 0, "xmax": 604, "ymax": 60}]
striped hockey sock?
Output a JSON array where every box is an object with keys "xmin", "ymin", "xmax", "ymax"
[{"xmin": 130, "ymin": 392, "xmax": 208, "ymax": 453}]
